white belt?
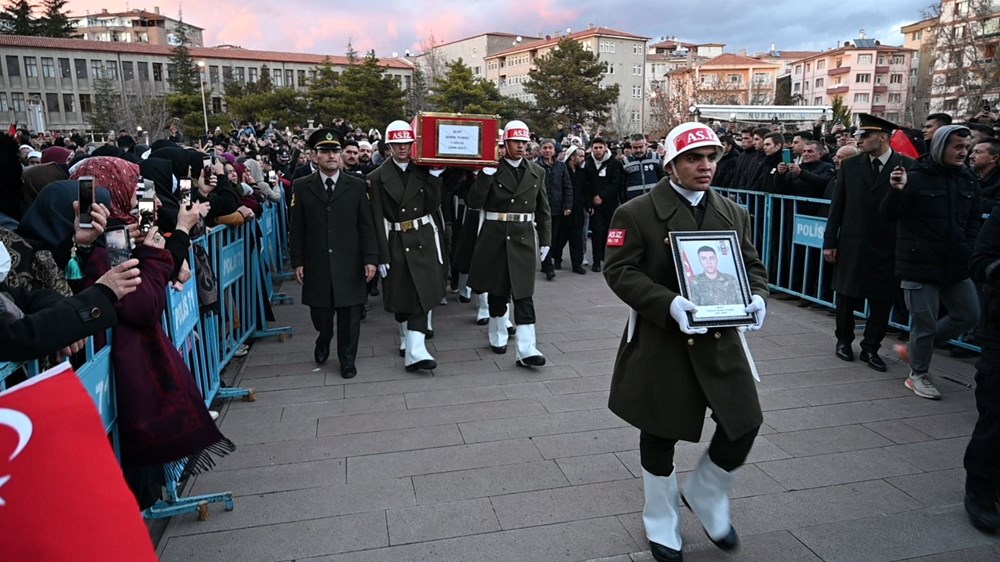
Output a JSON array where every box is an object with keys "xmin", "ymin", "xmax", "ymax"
[
  {"xmin": 383, "ymin": 214, "xmax": 443, "ymax": 265},
  {"xmin": 484, "ymin": 211, "xmax": 535, "ymax": 222},
  {"xmin": 388, "ymin": 214, "xmax": 433, "ymax": 231}
]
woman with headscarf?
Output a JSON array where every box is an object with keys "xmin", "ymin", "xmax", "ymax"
[
  {"xmin": 81, "ymin": 169, "xmax": 232, "ymax": 509},
  {"xmin": 243, "ymin": 158, "xmax": 282, "ymax": 203},
  {"xmin": 20, "ymin": 161, "xmax": 69, "ymax": 212}
]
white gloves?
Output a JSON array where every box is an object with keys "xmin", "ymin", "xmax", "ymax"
[
  {"xmin": 481, "ymin": 167, "xmax": 498, "ymax": 176},
  {"xmin": 670, "ymin": 296, "xmax": 707, "ymax": 335},
  {"xmin": 378, "ymin": 263, "xmax": 390, "ymax": 278},
  {"xmin": 539, "ymin": 246, "xmax": 550, "ymax": 263},
  {"xmin": 745, "ymin": 294, "xmax": 766, "ymax": 331},
  {"xmin": 429, "ymin": 168, "xmax": 444, "ymax": 177}
]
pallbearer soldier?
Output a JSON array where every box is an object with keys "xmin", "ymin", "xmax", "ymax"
[
  {"xmin": 603, "ymin": 122, "xmax": 769, "ymax": 561},
  {"xmin": 368, "ymin": 120, "xmax": 445, "ymax": 372},
  {"xmin": 467, "ymin": 120, "xmax": 551, "ymax": 366},
  {"xmin": 290, "ymin": 129, "xmax": 378, "ymax": 378}
]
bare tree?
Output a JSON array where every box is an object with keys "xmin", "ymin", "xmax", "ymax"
[
  {"xmin": 417, "ymin": 33, "xmax": 447, "ymax": 85},
  {"xmin": 118, "ymin": 80, "xmax": 171, "ymax": 142},
  {"xmin": 928, "ymin": 0, "xmax": 1000, "ymax": 115}
]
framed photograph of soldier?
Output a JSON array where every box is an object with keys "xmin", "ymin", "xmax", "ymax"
[
  {"xmin": 411, "ymin": 112, "xmax": 501, "ymax": 168},
  {"xmin": 670, "ymin": 230, "xmax": 757, "ymax": 328}
]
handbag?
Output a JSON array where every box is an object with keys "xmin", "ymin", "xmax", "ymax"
[{"xmin": 191, "ymin": 243, "xmax": 219, "ymax": 307}]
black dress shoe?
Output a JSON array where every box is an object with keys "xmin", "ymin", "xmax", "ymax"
[
  {"xmin": 681, "ymin": 496, "xmax": 739, "ymax": 550},
  {"xmin": 516, "ymin": 355, "xmax": 546, "ymax": 367},
  {"xmin": 572, "ymin": 266, "xmax": 586, "ymax": 274},
  {"xmin": 507, "ymin": 325, "xmax": 516, "ymax": 336},
  {"xmin": 965, "ymin": 492, "xmax": 1000, "ymax": 532},
  {"xmin": 340, "ymin": 365, "xmax": 357, "ymax": 379},
  {"xmin": 545, "ymin": 270, "xmax": 556, "ymax": 281},
  {"xmin": 476, "ymin": 317, "xmax": 489, "ymax": 326},
  {"xmin": 835, "ymin": 342, "xmax": 854, "ymax": 362},
  {"xmin": 491, "ymin": 345, "xmax": 506, "ymax": 354},
  {"xmin": 649, "ymin": 540, "xmax": 683, "ymax": 561},
  {"xmin": 314, "ymin": 343, "xmax": 330, "ymax": 365},
  {"xmin": 553, "ymin": 261, "xmax": 562, "ymax": 270},
  {"xmin": 859, "ymin": 350, "xmax": 887, "ymax": 372},
  {"xmin": 426, "ymin": 329, "xmax": 434, "ymax": 339},
  {"xmin": 592, "ymin": 263, "xmax": 602, "ymax": 273},
  {"xmin": 458, "ymin": 295, "xmax": 471, "ymax": 303},
  {"xmin": 405, "ymin": 359, "xmax": 437, "ymax": 372}
]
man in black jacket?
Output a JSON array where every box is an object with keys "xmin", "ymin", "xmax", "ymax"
[
  {"xmin": 583, "ymin": 137, "xmax": 623, "ymax": 273},
  {"xmin": 882, "ymin": 125, "xmax": 982, "ymax": 400},
  {"xmin": 538, "ymin": 139, "xmax": 575, "ymax": 277},
  {"xmin": 971, "ymin": 137, "xmax": 1000, "ymax": 208}
]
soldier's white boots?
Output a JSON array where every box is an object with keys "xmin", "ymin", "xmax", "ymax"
[
  {"xmin": 504, "ymin": 303, "xmax": 515, "ymax": 335},
  {"xmin": 426, "ymin": 310, "xmax": 434, "ymax": 339},
  {"xmin": 397, "ymin": 322, "xmax": 407, "ymax": 357},
  {"xmin": 515, "ymin": 324, "xmax": 546, "ymax": 367},
  {"xmin": 642, "ymin": 469, "xmax": 683, "ymax": 561},
  {"xmin": 457, "ymin": 273, "xmax": 472, "ymax": 302},
  {"xmin": 682, "ymin": 454, "xmax": 739, "ymax": 550},
  {"xmin": 475, "ymin": 293, "xmax": 489, "ymax": 325},
  {"xmin": 488, "ymin": 316, "xmax": 509, "ymax": 353},
  {"xmin": 404, "ymin": 330, "xmax": 436, "ymax": 372}
]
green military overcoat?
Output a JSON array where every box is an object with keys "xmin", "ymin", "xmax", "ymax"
[
  {"xmin": 467, "ymin": 159, "xmax": 552, "ymax": 299},
  {"xmin": 368, "ymin": 161, "xmax": 446, "ymax": 314},
  {"xmin": 603, "ymin": 180, "xmax": 769, "ymax": 442}
]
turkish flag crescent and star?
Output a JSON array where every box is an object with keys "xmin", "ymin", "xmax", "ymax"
[{"xmin": 0, "ymin": 362, "xmax": 157, "ymax": 561}]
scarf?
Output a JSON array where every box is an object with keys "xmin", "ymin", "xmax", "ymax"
[{"xmin": 70, "ymin": 156, "xmax": 141, "ymax": 224}]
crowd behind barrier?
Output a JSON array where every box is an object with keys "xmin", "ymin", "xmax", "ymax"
[{"xmin": 0, "ymin": 195, "xmax": 292, "ymax": 521}]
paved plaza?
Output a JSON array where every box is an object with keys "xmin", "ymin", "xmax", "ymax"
[{"xmin": 156, "ymin": 269, "xmax": 1000, "ymax": 561}]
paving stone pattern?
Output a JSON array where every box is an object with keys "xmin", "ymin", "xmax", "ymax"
[{"xmin": 157, "ymin": 270, "xmax": 999, "ymax": 561}]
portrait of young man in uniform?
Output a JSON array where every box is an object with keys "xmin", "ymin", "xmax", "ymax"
[{"xmin": 688, "ymin": 245, "xmax": 743, "ymax": 307}]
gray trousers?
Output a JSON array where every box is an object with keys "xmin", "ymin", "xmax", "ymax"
[{"xmin": 903, "ymin": 278, "xmax": 980, "ymax": 374}]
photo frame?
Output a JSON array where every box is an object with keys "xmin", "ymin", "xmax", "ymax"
[{"xmin": 669, "ymin": 230, "xmax": 758, "ymax": 329}]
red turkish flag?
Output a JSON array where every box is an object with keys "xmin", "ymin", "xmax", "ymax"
[{"xmin": 0, "ymin": 362, "xmax": 157, "ymax": 561}]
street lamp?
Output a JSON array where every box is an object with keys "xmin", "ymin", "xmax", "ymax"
[
  {"xmin": 196, "ymin": 60, "xmax": 209, "ymax": 135},
  {"xmin": 688, "ymin": 105, "xmax": 701, "ymax": 122}
]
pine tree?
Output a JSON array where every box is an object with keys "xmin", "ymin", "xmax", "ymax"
[
  {"xmin": 89, "ymin": 76, "xmax": 121, "ymax": 135},
  {"xmin": 328, "ymin": 51, "xmax": 404, "ymax": 131},
  {"xmin": 0, "ymin": 0, "xmax": 38, "ymax": 35},
  {"xmin": 304, "ymin": 57, "xmax": 341, "ymax": 124},
  {"xmin": 524, "ymin": 37, "xmax": 620, "ymax": 130},
  {"xmin": 37, "ymin": 0, "xmax": 73, "ymax": 38},
  {"xmin": 430, "ymin": 58, "xmax": 516, "ymax": 116},
  {"xmin": 252, "ymin": 64, "xmax": 273, "ymax": 94},
  {"xmin": 166, "ymin": 19, "xmax": 199, "ymax": 96}
]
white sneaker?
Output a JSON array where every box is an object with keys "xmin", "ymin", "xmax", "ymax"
[
  {"xmin": 905, "ymin": 371, "xmax": 941, "ymax": 400},
  {"xmin": 209, "ymin": 410, "xmax": 220, "ymax": 421},
  {"xmin": 582, "ymin": 257, "xmax": 590, "ymax": 266}
]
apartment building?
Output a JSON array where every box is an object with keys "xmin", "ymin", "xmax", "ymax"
[
  {"xmin": 70, "ymin": 7, "xmax": 205, "ymax": 47},
  {"xmin": 901, "ymin": 17, "xmax": 937, "ymax": 123},
  {"xmin": 415, "ymin": 32, "xmax": 542, "ymax": 80},
  {"xmin": 0, "ymin": 35, "xmax": 413, "ymax": 131},
  {"xmin": 484, "ymin": 25, "xmax": 649, "ymax": 131},
  {"xmin": 790, "ymin": 36, "xmax": 914, "ymax": 123},
  {"xmin": 667, "ymin": 53, "xmax": 781, "ymax": 106}
]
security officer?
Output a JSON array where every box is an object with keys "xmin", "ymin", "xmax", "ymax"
[
  {"xmin": 622, "ymin": 133, "xmax": 665, "ymax": 201},
  {"xmin": 290, "ymin": 129, "xmax": 378, "ymax": 378},
  {"xmin": 467, "ymin": 120, "xmax": 551, "ymax": 366},
  {"xmin": 368, "ymin": 120, "xmax": 444, "ymax": 371},
  {"xmin": 604, "ymin": 122, "xmax": 768, "ymax": 561}
]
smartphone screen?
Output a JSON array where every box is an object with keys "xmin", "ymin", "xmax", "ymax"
[
  {"xmin": 179, "ymin": 178, "xmax": 192, "ymax": 204},
  {"xmin": 105, "ymin": 226, "xmax": 131, "ymax": 267},
  {"xmin": 781, "ymin": 148, "xmax": 792, "ymax": 165},
  {"xmin": 138, "ymin": 191, "xmax": 156, "ymax": 234},
  {"xmin": 78, "ymin": 176, "xmax": 95, "ymax": 228}
]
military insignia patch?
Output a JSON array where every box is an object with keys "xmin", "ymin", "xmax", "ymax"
[{"xmin": 607, "ymin": 229, "xmax": 626, "ymax": 247}]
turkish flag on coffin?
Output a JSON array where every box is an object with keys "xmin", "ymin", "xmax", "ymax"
[{"xmin": 0, "ymin": 362, "xmax": 157, "ymax": 561}]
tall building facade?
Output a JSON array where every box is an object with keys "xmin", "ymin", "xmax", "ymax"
[{"xmin": 70, "ymin": 7, "xmax": 205, "ymax": 47}]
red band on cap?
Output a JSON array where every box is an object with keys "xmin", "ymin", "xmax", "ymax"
[
  {"xmin": 506, "ymin": 128, "xmax": 529, "ymax": 138},
  {"xmin": 673, "ymin": 128, "xmax": 719, "ymax": 152},
  {"xmin": 607, "ymin": 229, "xmax": 626, "ymax": 247},
  {"xmin": 388, "ymin": 130, "xmax": 414, "ymax": 141}
]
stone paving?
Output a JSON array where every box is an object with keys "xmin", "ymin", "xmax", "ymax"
[{"xmin": 156, "ymin": 269, "xmax": 1000, "ymax": 561}]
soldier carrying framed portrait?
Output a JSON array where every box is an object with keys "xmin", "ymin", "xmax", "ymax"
[{"xmin": 670, "ymin": 230, "xmax": 758, "ymax": 329}]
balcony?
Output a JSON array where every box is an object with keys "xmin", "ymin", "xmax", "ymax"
[
  {"xmin": 875, "ymin": 65, "xmax": 890, "ymax": 74},
  {"xmin": 873, "ymin": 85, "xmax": 888, "ymax": 93},
  {"xmin": 826, "ymin": 85, "xmax": 849, "ymax": 95},
  {"xmin": 871, "ymin": 105, "xmax": 887, "ymax": 114},
  {"xmin": 828, "ymin": 66, "xmax": 851, "ymax": 76}
]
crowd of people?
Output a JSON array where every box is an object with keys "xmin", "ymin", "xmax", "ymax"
[{"xmin": 2, "ymin": 105, "xmax": 999, "ymax": 555}]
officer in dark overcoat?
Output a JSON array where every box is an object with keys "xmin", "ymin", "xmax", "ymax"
[
  {"xmin": 604, "ymin": 122, "xmax": 768, "ymax": 561},
  {"xmin": 467, "ymin": 120, "xmax": 551, "ymax": 366},
  {"xmin": 368, "ymin": 120, "xmax": 445, "ymax": 371},
  {"xmin": 289, "ymin": 129, "xmax": 378, "ymax": 378},
  {"xmin": 823, "ymin": 113, "xmax": 914, "ymax": 371}
]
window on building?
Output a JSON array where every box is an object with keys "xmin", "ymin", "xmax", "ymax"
[
  {"xmin": 285, "ymin": 69, "xmax": 293, "ymax": 86},
  {"xmin": 892, "ymin": 54, "xmax": 904, "ymax": 65},
  {"xmin": 858, "ymin": 54, "xmax": 873, "ymax": 64},
  {"xmin": 248, "ymin": 67, "xmax": 257, "ymax": 83},
  {"xmin": 633, "ymin": 64, "xmax": 642, "ymax": 76},
  {"xmin": 45, "ymin": 92, "xmax": 59, "ymax": 113},
  {"xmin": 63, "ymin": 93, "xmax": 75, "ymax": 113},
  {"xmin": 856, "ymin": 73, "xmax": 871, "ymax": 83},
  {"xmin": 122, "ymin": 61, "xmax": 134, "ymax": 81},
  {"xmin": 813, "ymin": 96, "xmax": 823, "ymax": 105},
  {"xmin": 794, "ymin": 64, "xmax": 802, "ymax": 74},
  {"xmin": 105, "ymin": 61, "xmax": 118, "ymax": 80},
  {"xmin": 603, "ymin": 61, "xmax": 615, "ymax": 74},
  {"xmin": 854, "ymin": 92, "xmax": 870, "ymax": 103},
  {"xmin": 888, "ymin": 93, "xmax": 902, "ymax": 103},
  {"xmin": 815, "ymin": 77, "xmax": 824, "ymax": 88},
  {"xmin": 58, "ymin": 58, "xmax": 70, "ymax": 78},
  {"xmin": 137, "ymin": 61, "xmax": 148, "ymax": 81},
  {"xmin": 912, "ymin": 30, "xmax": 922, "ymax": 41},
  {"xmin": 24, "ymin": 57, "xmax": 37, "ymax": 78},
  {"xmin": 753, "ymin": 72, "xmax": 769, "ymax": 84},
  {"xmin": 90, "ymin": 61, "xmax": 103, "ymax": 79},
  {"xmin": 944, "ymin": 98, "xmax": 958, "ymax": 111},
  {"xmin": 874, "ymin": 95, "xmax": 882, "ymax": 103},
  {"xmin": 816, "ymin": 60, "xmax": 826, "ymax": 70},
  {"xmin": 209, "ymin": 65, "xmax": 219, "ymax": 86},
  {"xmin": 890, "ymin": 73, "xmax": 903, "ymax": 84},
  {"xmin": 877, "ymin": 55, "xmax": 885, "ymax": 65},
  {"xmin": 11, "ymin": 92, "xmax": 26, "ymax": 111},
  {"xmin": 0, "ymin": 93, "xmax": 8, "ymax": 112},
  {"xmin": 633, "ymin": 44, "xmax": 642, "ymax": 55},
  {"xmin": 212, "ymin": 97, "xmax": 222, "ymax": 113},
  {"xmin": 875, "ymin": 74, "xmax": 883, "ymax": 84},
  {"xmin": 152, "ymin": 62, "xmax": 163, "ymax": 81},
  {"xmin": 235, "ymin": 66, "xmax": 245, "ymax": 83},
  {"xmin": 272, "ymin": 68, "xmax": 282, "ymax": 86},
  {"xmin": 41, "ymin": 57, "xmax": 55, "ymax": 78},
  {"xmin": 79, "ymin": 94, "xmax": 92, "ymax": 113},
  {"xmin": 793, "ymin": 82, "xmax": 801, "ymax": 92},
  {"xmin": 805, "ymin": 63, "xmax": 811, "ymax": 72},
  {"xmin": 631, "ymin": 110, "xmax": 640, "ymax": 123},
  {"xmin": 728, "ymin": 73, "xmax": 741, "ymax": 83},
  {"xmin": 74, "ymin": 58, "xmax": 86, "ymax": 79},
  {"xmin": 632, "ymin": 85, "xmax": 642, "ymax": 98},
  {"xmin": 297, "ymin": 69, "xmax": 305, "ymax": 85}
]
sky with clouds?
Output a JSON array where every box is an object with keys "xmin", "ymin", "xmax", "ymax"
[{"xmin": 66, "ymin": 0, "xmax": 935, "ymax": 57}]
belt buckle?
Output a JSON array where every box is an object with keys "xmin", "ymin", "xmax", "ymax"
[
  {"xmin": 400, "ymin": 220, "xmax": 413, "ymax": 232},
  {"xmin": 497, "ymin": 212, "xmax": 508, "ymax": 221}
]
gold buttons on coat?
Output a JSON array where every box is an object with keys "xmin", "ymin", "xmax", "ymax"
[
  {"xmin": 405, "ymin": 248, "xmax": 410, "ymax": 252},
  {"xmin": 687, "ymin": 338, "xmax": 694, "ymax": 346},
  {"xmin": 714, "ymin": 332, "xmax": 721, "ymax": 339}
]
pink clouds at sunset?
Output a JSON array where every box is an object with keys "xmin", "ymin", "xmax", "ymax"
[{"xmin": 62, "ymin": 0, "xmax": 928, "ymax": 57}]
